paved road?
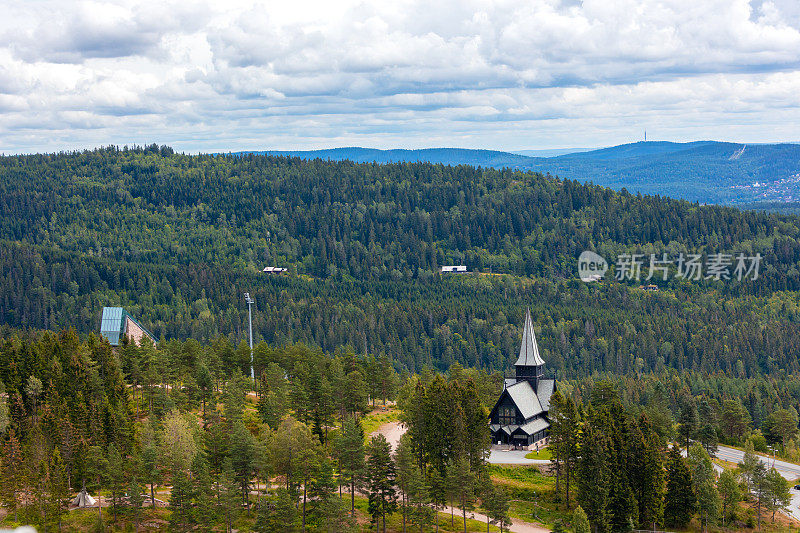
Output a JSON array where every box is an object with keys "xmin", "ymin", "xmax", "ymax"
[
  {"xmin": 716, "ymin": 445, "xmax": 800, "ymax": 522},
  {"xmin": 488, "ymin": 448, "xmax": 550, "ymax": 465},
  {"xmin": 716, "ymin": 445, "xmax": 800, "ymax": 480}
]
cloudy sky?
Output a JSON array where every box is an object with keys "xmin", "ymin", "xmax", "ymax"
[{"xmin": 2, "ymin": 0, "xmax": 800, "ymax": 153}]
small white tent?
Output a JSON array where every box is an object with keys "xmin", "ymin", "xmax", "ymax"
[{"xmin": 71, "ymin": 488, "xmax": 96, "ymax": 508}]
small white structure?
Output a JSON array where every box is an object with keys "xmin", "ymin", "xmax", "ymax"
[
  {"xmin": 71, "ymin": 487, "xmax": 96, "ymax": 508},
  {"xmin": 440, "ymin": 265, "xmax": 468, "ymax": 273},
  {"xmin": 262, "ymin": 266, "xmax": 287, "ymax": 274}
]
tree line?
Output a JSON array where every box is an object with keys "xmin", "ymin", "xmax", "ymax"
[
  {"xmin": 549, "ymin": 382, "xmax": 792, "ymax": 532},
  {"xmin": 0, "ymin": 330, "xmax": 511, "ymax": 532},
  {"xmin": 3, "ymin": 147, "xmax": 800, "ymax": 379}
]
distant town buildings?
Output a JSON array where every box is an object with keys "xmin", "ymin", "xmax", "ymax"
[
  {"xmin": 262, "ymin": 266, "xmax": 288, "ymax": 274},
  {"xmin": 440, "ymin": 265, "xmax": 468, "ymax": 273},
  {"xmin": 99, "ymin": 307, "xmax": 156, "ymax": 347}
]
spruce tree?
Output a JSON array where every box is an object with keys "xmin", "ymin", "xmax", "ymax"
[
  {"xmin": 127, "ymin": 477, "xmax": 145, "ymax": 530},
  {"xmin": 366, "ymin": 434, "xmax": 398, "ymax": 533},
  {"xmin": 334, "ymin": 414, "xmax": 366, "ymax": 516},
  {"xmin": 572, "ymin": 506, "xmax": 591, "ymax": 533},
  {"xmin": 677, "ymin": 399, "xmax": 698, "ymax": 449},
  {"xmin": 255, "ymin": 488, "xmax": 299, "ymax": 533},
  {"xmin": 0, "ymin": 429, "xmax": 22, "ymax": 522},
  {"xmin": 427, "ymin": 466, "xmax": 447, "ymax": 533},
  {"xmin": 141, "ymin": 442, "xmax": 161, "ymax": 509},
  {"xmin": 764, "ymin": 467, "xmax": 790, "ymax": 522},
  {"xmin": 228, "ymin": 420, "xmax": 255, "ymax": 510},
  {"xmin": 86, "ymin": 445, "xmax": 108, "ymax": 527},
  {"xmin": 717, "ymin": 470, "xmax": 740, "ymax": 526},
  {"xmin": 448, "ymin": 456, "xmax": 477, "ymax": 533},
  {"xmin": 576, "ymin": 421, "xmax": 611, "ymax": 533},
  {"xmin": 48, "ymin": 448, "xmax": 69, "ymax": 532},
  {"xmin": 169, "ymin": 470, "xmax": 196, "ymax": 532},
  {"xmin": 629, "ymin": 418, "xmax": 664, "ymax": 529},
  {"xmin": 686, "ymin": 444, "xmax": 720, "ymax": 529},
  {"xmin": 663, "ymin": 446, "xmax": 696, "ymax": 528}
]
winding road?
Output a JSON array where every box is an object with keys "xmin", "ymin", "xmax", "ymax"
[{"xmin": 715, "ymin": 445, "xmax": 800, "ymax": 522}]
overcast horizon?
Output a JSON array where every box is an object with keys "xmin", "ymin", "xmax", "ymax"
[{"xmin": 3, "ymin": 0, "xmax": 800, "ymax": 154}]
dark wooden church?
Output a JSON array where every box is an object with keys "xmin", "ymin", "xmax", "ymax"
[{"xmin": 489, "ymin": 309, "xmax": 555, "ymax": 449}]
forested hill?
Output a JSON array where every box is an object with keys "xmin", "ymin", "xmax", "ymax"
[
  {"xmin": 3, "ymin": 145, "xmax": 800, "ymax": 377},
  {"xmin": 258, "ymin": 141, "xmax": 800, "ymax": 205}
]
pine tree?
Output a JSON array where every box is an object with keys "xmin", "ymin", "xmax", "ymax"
[
  {"xmin": 86, "ymin": 445, "xmax": 109, "ymax": 527},
  {"xmin": 664, "ymin": 446, "xmax": 696, "ymax": 529},
  {"xmin": 0, "ymin": 429, "xmax": 23, "ymax": 522},
  {"xmin": 107, "ymin": 443, "xmax": 126, "ymax": 522},
  {"xmin": 141, "ymin": 441, "xmax": 161, "ymax": 509},
  {"xmin": 427, "ymin": 466, "xmax": 447, "ymax": 533},
  {"xmin": 307, "ymin": 455, "xmax": 337, "ymax": 529},
  {"xmin": 334, "ymin": 414, "xmax": 365, "ymax": 516},
  {"xmin": 191, "ymin": 453, "xmax": 217, "ymax": 526},
  {"xmin": 629, "ymin": 418, "xmax": 664, "ymax": 529},
  {"xmin": 127, "ymin": 477, "xmax": 145, "ymax": 530},
  {"xmin": 764, "ymin": 467, "xmax": 790, "ymax": 522},
  {"xmin": 169, "ymin": 470, "xmax": 196, "ymax": 532},
  {"xmin": 572, "ymin": 505, "xmax": 591, "ymax": 533},
  {"xmin": 686, "ymin": 444, "xmax": 720, "ymax": 530},
  {"xmin": 366, "ymin": 434, "xmax": 398, "ymax": 533},
  {"xmin": 717, "ymin": 470, "xmax": 740, "ymax": 526},
  {"xmin": 750, "ymin": 460, "xmax": 768, "ymax": 530},
  {"xmin": 228, "ymin": 420, "xmax": 255, "ymax": 510},
  {"xmin": 255, "ymin": 488, "xmax": 299, "ymax": 533},
  {"xmin": 448, "ymin": 456, "xmax": 477, "ymax": 533},
  {"xmin": 218, "ymin": 458, "xmax": 240, "ymax": 533},
  {"xmin": 484, "ymin": 483, "xmax": 511, "ymax": 533},
  {"xmin": 576, "ymin": 421, "xmax": 611, "ymax": 533},
  {"xmin": 48, "ymin": 448, "xmax": 70, "ymax": 532}
]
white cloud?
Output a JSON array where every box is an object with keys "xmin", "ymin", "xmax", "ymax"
[{"xmin": 1, "ymin": 0, "xmax": 800, "ymax": 152}]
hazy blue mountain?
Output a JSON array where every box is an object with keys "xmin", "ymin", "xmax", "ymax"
[
  {"xmin": 511, "ymin": 148, "xmax": 593, "ymax": 157},
  {"xmin": 243, "ymin": 147, "xmax": 533, "ymax": 167},
  {"xmin": 245, "ymin": 141, "xmax": 800, "ymax": 205}
]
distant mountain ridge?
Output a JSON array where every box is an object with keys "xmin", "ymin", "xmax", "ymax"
[{"xmin": 246, "ymin": 141, "xmax": 800, "ymax": 205}]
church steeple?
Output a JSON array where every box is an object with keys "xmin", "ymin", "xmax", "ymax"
[{"xmin": 515, "ymin": 308, "xmax": 545, "ymax": 390}]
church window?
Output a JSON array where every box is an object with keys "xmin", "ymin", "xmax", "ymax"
[{"xmin": 499, "ymin": 405, "xmax": 515, "ymax": 425}]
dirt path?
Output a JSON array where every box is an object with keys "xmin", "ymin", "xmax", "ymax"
[
  {"xmin": 370, "ymin": 420, "xmax": 406, "ymax": 451},
  {"xmin": 370, "ymin": 421, "xmax": 550, "ymax": 532},
  {"xmin": 440, "ymin": 504, "xmax": 551, "ymax": 533}
]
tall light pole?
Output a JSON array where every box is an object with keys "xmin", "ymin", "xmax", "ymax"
[{"xmin": 244, "ymin": 292, "xmax": 255, "ymax": 383}]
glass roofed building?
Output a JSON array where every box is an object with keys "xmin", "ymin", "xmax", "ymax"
[{"xmin": 99, "ymin": 307, "xmax": 156, "ymax": 347}]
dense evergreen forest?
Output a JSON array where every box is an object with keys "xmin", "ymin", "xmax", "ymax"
[
  {"xmin": 3, "ymin": 145, "xmax": 800, "ymax": 378},
  {"xmin": 1, "ymin": 332, "xmax": 795, "ymax": 532}
]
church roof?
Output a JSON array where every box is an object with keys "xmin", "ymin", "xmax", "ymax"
[
  {"xmin": 516, "ymin": 417, "xmax": 550, "ymax": 436},
  {"xmin": 506, "ymin": 380, "xmax": 545, "ymax": 420},
  {"xmin": 515, "ymin": 308, "xmax": 545, "ymax": 367},
  {"xmin": 537, "ymin": 379, "xmax": 555, "ymax": 411}
]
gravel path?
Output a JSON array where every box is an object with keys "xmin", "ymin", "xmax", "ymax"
[{"xmin": 370, "ymin": 420, "xmax": 406, "ymax": 451}]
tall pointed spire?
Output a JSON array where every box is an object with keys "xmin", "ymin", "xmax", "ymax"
[{"xmin": 515, "ymin": 308, "xmax": 545, "ymax": 367}]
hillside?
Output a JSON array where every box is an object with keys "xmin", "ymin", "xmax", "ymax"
[
  {"xmin": 3, "ymin": 146, "xmax": 800, "ymax": 377},
  {"xmin": 260, "ymin": 141, "xmax": 800, "ymax": 205}
]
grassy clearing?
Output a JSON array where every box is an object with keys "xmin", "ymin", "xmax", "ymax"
[
  {"xmin": 524, "ymin": 448, "xmax": 552, "ymax": 460},
  {"xmin": 350, "ymin": 494, "xmax": 501, "ymax": 532},
  {"xmin": 488, "ymin": 464, "xmax": 569, "ymax": 528},
  {"xmin": 361, "ymin": 406, "xmax": 401, "ymax": 437}
]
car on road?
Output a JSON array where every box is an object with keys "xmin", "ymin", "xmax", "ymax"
[{"xmin": 794, "ymin": 484, "xmax": 800, "ymax": 490}]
